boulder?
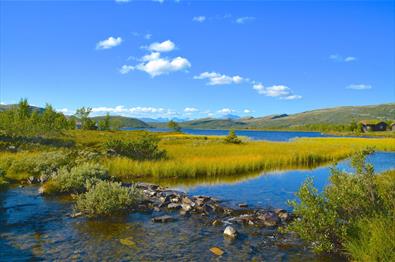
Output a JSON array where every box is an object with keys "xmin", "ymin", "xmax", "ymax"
[
  {"xmin": 212, "ymin": 219, "xmax": 223, "ymax": 226},
  {"xmin": 152, "ymin": 215, "xmax": 175, "ymax": 223},
  {"xmin": 238, "ymin": 203, "xmax": 248, "ymax": 208},
  {"xmin": 257, "ymin": 212, "xmax": 279, "ymax": 227},
  {"xmin": 167, "ymin": 203, "xmax": 181, "ymax": 210},
  {"xmin": 223, "ymin": 226, "xmax": 238, "ymax": 238},
  {"xmin": 181, "ymin": 203, "xmax": 192, "ymax": 212}
]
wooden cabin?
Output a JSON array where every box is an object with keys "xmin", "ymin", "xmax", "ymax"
[{"xmin": 359, "ymin": 120, "xmax": 388, "ymax": 132}]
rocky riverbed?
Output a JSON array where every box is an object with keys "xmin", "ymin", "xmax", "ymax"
[{"xmin": 126, "ymin": 182, "xmax": 294, "ymax": 233}]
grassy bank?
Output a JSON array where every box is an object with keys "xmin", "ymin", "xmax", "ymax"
[{"xmin": 1, "ymin": 130, "xmax": 395, "ymax": 183}]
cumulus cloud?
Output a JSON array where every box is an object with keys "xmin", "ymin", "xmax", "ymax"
[
  {"xmin": 120, "ymin": 65, "xmax": 134, "ymax": 74},
  {"xmin": 235, "ymin": 16, "xmax": 255, "ymax": 24},
  {"xmin": 91, "ymin": 105, "xmax": 177, "ymax": 117},
  {"xmin": 120, "ymin": 52, "xmax": 191, "ymax": 77},
  {"xmin": 184, "ymin": 107, "xmax": 198, "ymax": 113},
  {"xmin": 193, "ymin": 16, "xmax": 206, "ymax": 22},
  {"xmin": 253, "ymin": 83, "xmax": 302, "ymax": 100},
  {"xmin": 329, "ymin": 54, "xmax": 356, "ymax": 62},
  {"xmin": 96, "ymin": 36, "xmax": 122, "ymax": 50},
  {"xmin": 346, "ymin": 84, "xmax": 372, "ymax": 90},
  {"xmin": 217, "ymin": 108, "xmax": 234, "ymax": 114},
  {"xmin": 194, "ymin": 72, "xmax": 244, "ymax": 85},
  {"xmin": 243, "ymin": 109, "xmax": 252, "ymax": 114},
  {"xmin": 148, "ymin": 40, "xmax": 175, "ymax": 52},
  {"xmin": 56, "ymin": 108, "xmax": 70, "ymax": 114}
]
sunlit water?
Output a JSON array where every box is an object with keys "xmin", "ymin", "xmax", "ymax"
[
  {"xmin": 1, "ymin": 152, "xmax": 394, "ymax": 261},
  {"xmin": 125, "ymin": 128, "xmax": 336, "ymax": 141}
]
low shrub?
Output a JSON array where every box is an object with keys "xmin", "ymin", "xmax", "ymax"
[
  {"xmin": 284, "ymin": 148, "xmax": 395, "ymax": 258},
  {"xmin": 75, "ymin": 180, "xmax": 141, "ymax": 217},
  {"xmin": 0, "ymin": 168, "xmax": 8, "ymax": 189},
  {"xmin": 3, "ymin": 151, "xmax": 71, "ymax": 181},
  {"xmin": 224, "ymin": 130, "xmax": 242, "ymax": 144},
  {"xmin": 105, "ymin": 132, "xmax": 167, "ymax": 161},
  {"xmin": 43, "ymin": 163, "xmax": 109, "ymax": 194}
]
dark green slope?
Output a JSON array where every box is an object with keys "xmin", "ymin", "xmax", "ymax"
[{"xmin": 91, "ymin": 116, "xmax": 150, "ymax": 128}]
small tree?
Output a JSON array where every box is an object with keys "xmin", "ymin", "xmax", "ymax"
[
  {"xmin": 98, "ymin": 113, "xmax": 111, "ymax": 131},
  {"xmin": 224, "ymin": 129, "xmax": 242, "ymax": 144},
  {"xmin": 167, "ymin": 120, "xmax": 181, "ymax": 132},
  {"xmin": 75, "ymin": 107, "xmax": 96, "ymax": 130}
]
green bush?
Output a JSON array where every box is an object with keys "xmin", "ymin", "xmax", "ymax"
[
  {"xmin": 224, "ymin": 129, "xmax": 242, "ymax": 144},
  {"xmin": 43, "ymin": 163, "xmax": 109, "ymax": 194},
  {"xmin": 75, "ymin": 180, "xmax": 141, "ymax": 217},
  {"xmin": 105, "ymin": 132, "xmax": 167, "ymax": 161},
  {"xmin": 345, "ymin": 215, "xmax": 395, "ymax": 261},
  {"xmin": 4, "ymin": 151, "xmax": 71, "ymax": 181},
  {"xmin": 0, "ymin": 168, "xmax": 8, "ymax": 189},
  {"xmin": 285, "ymin": 148, "xmax": 394, "ymax": 257}
]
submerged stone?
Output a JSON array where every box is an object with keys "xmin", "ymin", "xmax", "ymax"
[
  {"xmin": 209, "ymin": 247, "xmax": 224, "ymax": 256},
  {"xmin": 120, "ymin": 237, "xmax": 136, "ymax": 248},
  {"xmin": 152, "ymin": 215, "xmax": 176, "ymax": 223}
]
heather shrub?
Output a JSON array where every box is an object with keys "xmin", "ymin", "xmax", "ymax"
[
  {"xmin": 105, "ymin": 132, "xmax": 166, "ymax": 161},
  {"xmin": 43, "ymin": 163, "xmax": 109, "ymax": 194},
  {"xmin": 285, "ymin": 148, "xmax": 394, "ymax": 258},
  {"xmin": 75, "ymin": 180, "xmax": 141, "ymax": 217}
]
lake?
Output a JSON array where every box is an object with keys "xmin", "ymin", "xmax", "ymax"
[
  {"xmin": 125, "ymin": 127, "xmax": 335, "ymax": 141},
  {"xmin": 1, "ymin": 151, "xmax": 394, "ymax": 261}
]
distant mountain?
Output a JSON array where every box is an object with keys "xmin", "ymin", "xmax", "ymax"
[
  {"xmin": 91, "ymin": 116, "xmax": 150, "ymax": 128},
  {"xmin": 222, "ymin": 114, "xmax": 241, "ymax": 120},
  {"xmin": 176, "ymin": 103, "xmax": 395, "ymax": 130},
  {"xmin": 0, "ymin": 104, "xmax": 44, "ymax": 113},
  {"xmin": 140, "ymin": 117, "xmax": 189, "ymax": 123}
]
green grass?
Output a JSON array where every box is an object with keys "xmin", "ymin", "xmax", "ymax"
[{"xmin": 1, "ymin": 130, "xmax": 395, "ymax": 182}]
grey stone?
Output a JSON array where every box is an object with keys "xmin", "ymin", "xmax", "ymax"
[
  {"xmin": 152, "ymin": 215, "xmax": 176, "ymax": 223},
  {"xmin": 223, "ymin": 226, "xmax": 238, "ymax": 238}
]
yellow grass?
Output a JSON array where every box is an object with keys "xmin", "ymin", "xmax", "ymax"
[{"xmin": 104, "ymin": 136, "xmax": 395, "ymax": 180}]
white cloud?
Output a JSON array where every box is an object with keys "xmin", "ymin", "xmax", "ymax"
[
  {"xmin": 281, "ymin": 95, "xmax": 302, "ymax": 100},
  {"xmin": 346, "ymin": 84, "xmax": 372, "ymax": 90},
  {"xmin": 123, "ymin": 40, "xmax": 190, "ymax": 77},
  {"xmin": 56, "ymin": 108, "xmax": 70, "ymax": 114},
  {"xmin": 235, "ymin": 16, "xmax": 255, "ymax": 24},
  {"xmin": 253, "ymin": 83, "xmax": 302, "ymax": 100},
  {"xmin": 194, "ymin": 72, "xmax": 244, "ymax": 85},
  {"xmin": 329, "ymin": 54, "xmax": 356, "ymax": 62},
  {"xmin": 148, "ymin": 40, "xmax": 175, "ymax": 52},
  {"xmin": 136, "ymin": 56, "xmax": 191, "ymax": 77},
  {"xmin": 193, "ymin": 16, "xmax": 206, "ymax": 22},
  {"xmin": 184, "ymin": 107, "xmax": 198, "ymax": 113},
  {"xmin": 119, "ymin": 65, "xmax": 134, "ymax": 74},
  {"xmin": 96, "ymin": 36, "xmax": 122, "ymax": 50},
  {"xmin": 141, "ymin": 52, "xmax": 161, "ymax": 61},
  {"xmin": 344, "ymin": 56, "xmax": 356, "ymax": 62},
  {"xmin": 91, "ymin": 105, "xmax": 177, "ymax": 117},
  {"xmin": 243, "ymin": 109, "xmax": 251, "ymax": 114},
  {"xmin": 217, "ymin": 108, "xmax": 234, "ymax": 114}
]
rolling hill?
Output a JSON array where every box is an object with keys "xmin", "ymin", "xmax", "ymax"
[{"xmin": 176, "ymin": 103, "xmax": 395, "ymax": 130}]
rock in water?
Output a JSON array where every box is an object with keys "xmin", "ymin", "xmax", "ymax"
[
  {"xmin": 223, "ymin": 226, "xmax": 238, "ymax": 238},
  {"xmin": 238, "ymin": 203, "xmax": 248, "ymax": 208},
  {"xmin": 120, "ymin": 237, "xmax": 136, "ymax": 248},
  {"xmin": 152, "ymin": 215, "xmax": 175, "ymax": 223},
  {"xmin": 209, "ymin": 247, "xmax": 224, "ymax": 256}
]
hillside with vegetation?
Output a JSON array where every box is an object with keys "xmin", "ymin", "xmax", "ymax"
[
  {"xmin": 91, "ymin": 115, "xmax": 150, "ymax": 128},
  {"xmin": 173, "ymin": 103, "xmax": 395, "ymax": 131}
]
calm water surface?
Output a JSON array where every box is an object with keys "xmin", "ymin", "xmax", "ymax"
[
  {"xmin": 126, "ymin": 128, "xmax": 335, "ymax": 141},
  {"xmin": 1, "ymin": 152, "xmax": 394, "ymax": 261}
]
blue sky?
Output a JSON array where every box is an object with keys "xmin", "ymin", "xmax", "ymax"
[{"xmin": 1, "ymin": 0, "xmax": 394, "ymax": 119}]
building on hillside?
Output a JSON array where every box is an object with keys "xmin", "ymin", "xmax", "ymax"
[
  {"xmin": 359, "ymin": 120, "xmax": 388, "ymax": 132},
  {"xmin": 391, "ymin": 123, "xmax": 395, "ymax": 131}
]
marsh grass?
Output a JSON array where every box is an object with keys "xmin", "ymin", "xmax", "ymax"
[
  {"xmin": 1, "ymin": 130, "xmax": 395, "ymax": 181},
  {"xmin": 105, "ymin": 137, "xmax": 395, "ymax": 179}
]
